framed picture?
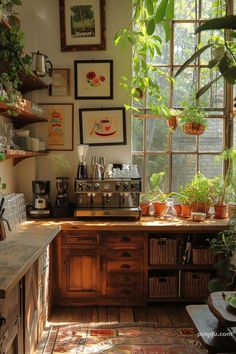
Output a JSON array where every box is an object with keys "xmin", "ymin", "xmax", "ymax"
[
  {"xmin": 59, "ymin": 0, "xmax": 106, "ymax": 51},
  {"xmin": 38, "ymin": 103, "xmax": 74, "ymax": 151},
  {"xmin": 74, "ymin": 59, "xmax": 113, "ymax": 99},
  {"xmin": 49, "ymin": 69, "xmax": 70, "ymax": 96},
  {"xmin": 79, "ymin": 107, "xmax": 127, "ymax": 146}
]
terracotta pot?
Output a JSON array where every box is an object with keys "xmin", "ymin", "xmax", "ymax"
[
  {"xmin": 174, "ymin": 204, "xmax": 182, "ymax": 216},
  {"xmin": 192, "ymin": 202, "xmax": 210, "ymax": 215},
  {"xmin": 183, "ymin": 122, "xmax": 205, "ymax": 135},
  {"xmin": 152, "ymin": 201, "xmax": 166, "ymax": 216},
  {"xmin": 228, "ymin": 203, "xmax": 236, "ymax": 219},
  {"xmin": 181, "ymin": 204, "xmax": 192, "ymax": 218},
  {"xmin": 214, "ymin": 204, "xmax": 228, "ymax": 219},
  {"xmin": 167, "ymin": 116, "xmax": 178, "ymax": 130},
  {"xmin": 139, "ymin": 201, "xmax": 151, "ymax": 216}
]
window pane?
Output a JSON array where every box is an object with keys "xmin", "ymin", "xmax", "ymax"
[
  {"xmin": 199, "ymin": 118, "xmax": 223, "ymax": 152},
  {"xmin": 175, "ymin": 0, "xmax": 196, "ymax": 20},
  {"xmin": 146, "ymin": 155, "xmax": 169, "ymax": 192},
  {"xmin": 174, "ymin": 23, "xmax": 195, "ymax": 65},
  {"xmin": 151, "ymin": 26, "xmax": 170, "ymax": 64},
  {"xmin": 172, "ymin": 126, "xmax": 197, "ymax": 152},
  {"xmin": 146, "ymin": 118, "xmax": 168, "ymax": 152},
  {"xmin": 172, "ymin": 154, "xmax": 197, "ymax": 191},
  {"xmin": 147, "ymin": 67, "xmax": 170, "ymax": 106},
  {"xmin": 201, "ymin": 0, "xmax": 226, "ymax": 19},
  {"xmin": 173, "ymin": 68, "xmax": 195, "ymax": 106},
  {"xmin": 199, "ymin": 155, "xmax": 223, "ymax": 178},
  {"xmin": 199, "ymin": 68, "xmax": 224, "ymax": 108},
  {"xmin": 132, "ymin": 118, "xmax": 143, "ymax": 151}
]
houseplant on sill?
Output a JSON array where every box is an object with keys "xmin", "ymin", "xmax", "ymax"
[
  {"xmin": 179, "ymin": 102, "xmax": 208, "ymax": 136},
  {"xmin": 170, "ymin": 183, "xmax": 193, "ymax": 218},
  {"xmin": 187, "ymin": 172, "xmax": 213, "ymax": 215}
]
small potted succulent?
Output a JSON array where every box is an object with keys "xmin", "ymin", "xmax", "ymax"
[{"xmin": 180, "ymin": 102, "xmax": 208, "ymax": 135}]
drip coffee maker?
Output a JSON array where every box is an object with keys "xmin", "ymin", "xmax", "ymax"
[
  {"xmin": 54, "ymin": 177, "xmax": 70, "ymax": 217},
  {"xmin": 77, "ymin": 144, "xmax": 89, "ymax": 179},
  {"xmin": 29, "ymin": 180, "xmax": 51, "ymax": 218}
]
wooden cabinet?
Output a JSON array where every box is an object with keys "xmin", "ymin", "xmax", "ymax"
[
  {"xmin": 52, "ymin": 231, "xmax": 106, "ymax": 306},
  {"xmin": 0, "ymin": 283, "xmax": 23, "ymax": 354}
]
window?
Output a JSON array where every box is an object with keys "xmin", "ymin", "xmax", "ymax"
[{"xmin": 132, "ymin": 0, "xmax": 234, "ymax": 193}]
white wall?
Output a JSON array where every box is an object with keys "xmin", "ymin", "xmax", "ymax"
[{"xmin": 13, "ymin": 0, "xmax": 132, "ymax": 203}]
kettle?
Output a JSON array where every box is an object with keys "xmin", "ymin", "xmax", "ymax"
[{"xmin": 32, "ymin": 51, "xmax": 53, "ymax": 77}]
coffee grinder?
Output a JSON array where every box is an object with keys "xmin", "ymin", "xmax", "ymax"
[
  {"xmin": 77, "ymin": 144, "xmax": 89, "ymax": 179},
  {"xmin": 29, "ymin": 180, "xmax": 51, "ymax": 218},
  {"xmin": 54, "ymin": 177, "xmax": 70, "ymax": 217}
]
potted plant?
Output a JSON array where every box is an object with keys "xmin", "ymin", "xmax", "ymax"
[
  {"xmin": 212, "ymin": 148, "xmax": 236, "ymax": 219},
  {"xmin": 179, "ymin": 102, "xmax": 208, "ymax": 135},
  {"xmin": 149, "ymin": 172, "xmax": 168, "ymax": 216},
  {"xmin": 170, "ymin": 184, "xmax": 193, "ymax": 218},
  {"xmin": 165, "ymin": 108, "xmax": 180, "ymax": 131},
  {"xmin": 187, "ymin": 172, "xmax": 213, "ymax": 215}
]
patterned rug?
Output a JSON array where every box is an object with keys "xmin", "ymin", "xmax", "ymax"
[{"xmin": 42, "ymin": 323, "xmax": 207, "ymax": 353}]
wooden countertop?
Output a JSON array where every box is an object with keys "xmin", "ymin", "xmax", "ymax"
[
  {"xmin": 58, "ymin": 216, "xmax": 229, "ymax": 232},
  {"xmin": 0, "ymin": 221, "xmax": 60, "ymax": 298}
]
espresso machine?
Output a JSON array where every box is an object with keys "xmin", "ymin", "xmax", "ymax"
[
  {"xmin": 29, "ymin": 180, "xmax": 51, "ymax": 218},
  {"xmin": 54, "ymin": 177, "xmax": 70, "ymax": 217},
  {"xmin": 74, "ymin": 165, "xmax": 142, "ymax": 219}
]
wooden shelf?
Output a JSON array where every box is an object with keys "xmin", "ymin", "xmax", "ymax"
[
  {"xmin": 148, "ymin": 264, "xmax": 214, "ymax": 270},
  {"xmin": 19, "ymin": 72, "xmax": 48, "ymax": 93},
  {"xmin": 0, "ymin": 102, "xmax": 47, "ymax": 128},
  {"xmin": 5, "ymin": 149, "xmax": 47, "ymax": 165}
]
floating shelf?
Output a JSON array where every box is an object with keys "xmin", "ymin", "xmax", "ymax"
[
  {"xmin": 5, "ymin": 149, "xmax": 47, "ymax": 165},
  {"xmin": 0, "ymin": 102, "xmax": 47, "ymax": 128}
]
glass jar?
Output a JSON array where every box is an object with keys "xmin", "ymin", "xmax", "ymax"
[{"xmin": 162, "ymin": 198, "xmax": 177, "ymax": 220}]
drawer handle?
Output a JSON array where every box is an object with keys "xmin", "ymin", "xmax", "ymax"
[
  {"xmin": 121, "ymin": 236, "xmax": 130, "ymax": 242},
  {"xmin": 123, "ymin": 276, "xmax": 130, "ymax": 282},
  {"xmin": 121, "ymin": 251, "xmax": 131, "ymax": 258},
  {"xmin": 121, "ymin": 264, "xmax": 130, "ymax": 270},
  {"xmin": 121, "ymin": 289, "xmax": 130, "ymax": 295},
  {"xmin": 0, "ymin": 316, "xmax": 6, "ymax": 327}
]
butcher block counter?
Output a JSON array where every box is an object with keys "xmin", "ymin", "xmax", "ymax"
[{"xmin": 0, "ymin": 221, "xmax": 60, "ymax": 298}]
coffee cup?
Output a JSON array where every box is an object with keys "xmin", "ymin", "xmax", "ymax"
[{"xmin": 96, "ymin": 119, "xmax": 112, "ymax": 133}]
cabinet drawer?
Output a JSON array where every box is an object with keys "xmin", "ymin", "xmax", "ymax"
[
  {"xmin": 107, "ymin": 249, "xmax": 142, "ymax": 261},
  {"xmin": 107, "ymin": 233, "xmax": 144, "ymax": 249},
  {"xmin": 108, "ymin": 272, "xmax": 142, "ymax": 285},
  {"xmin": 63, "ymin": 232, "xmax": 99, "ymax": 246},
  {"xmin": 107, "ymin": 260, "xmax": 142, "ymax": 272},
  {"xmin": 107, "ymin": 285, "xmax": 143, "ymax": 297}
]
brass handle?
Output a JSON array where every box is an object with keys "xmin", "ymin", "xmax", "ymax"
[{"xmin": 121, "ymin": 264, "xmax": 130, "ymax": 269}]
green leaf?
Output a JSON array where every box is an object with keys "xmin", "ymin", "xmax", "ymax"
[
  {"xmin": 161, "ymin": 20, "xmax": 171, "ymax": 42},
  {"xmin": 114, "ymin": 31, "xmax": 122, "ymax": 46},
  {"xmin": 165, "ymin": 0, "xmax": 174, "ymax": 20},
  {"xmin": 196, "ymin": 76, "xmax": 222, "ymax": 99},
  {"xmin": 196, "ymin": 15, "xmax": 236, "ymax": 33},
  {"xmin": 218, "ymin": 55, "xmax": 236, "ymax": 84},
  {"xmin": 175, "ymin": 44, "xmax": 212, "ymax": 77},
  {"xmin": 155, "ymin": 0, "xmax": 169, "ymax": 23},
  {"xmin": 229, "ymin": 31, "xmax": 236, "ymax": 38},
  {"xmin": 146, "ymin": 0, "xmax": 154, "ymax": 15},
  {"xmin": 146, "ymin": 18, "xmax": 156, "ymax": 35}
]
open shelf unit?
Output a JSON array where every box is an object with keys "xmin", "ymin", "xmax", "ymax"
[{"xmin": 5, "ymin": 149, "xmax": 47, "ymax": 165}]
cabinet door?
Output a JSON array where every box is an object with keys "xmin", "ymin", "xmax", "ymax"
[
  {"xmin": 61, "ymin": 248, "xmax": 104, "ymax": 298},
  {"xmin": 24, "ymin": 261, "xmax": 38, "ymax": 354}
]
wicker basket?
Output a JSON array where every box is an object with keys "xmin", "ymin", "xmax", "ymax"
[
  {"xmin": 150, "ymin": 238, "xmax": 177, "ymax": 265},
  {"xmin": 192, "ymin": 248, "xmax": 215, "ymax": 265},
  {"xmin": 182, "ymin": 271, "xmax": 210, "ymax": 298},
  {"xmin": 149, "ymin": 273, "xmax": 178, "ymax": 298}
]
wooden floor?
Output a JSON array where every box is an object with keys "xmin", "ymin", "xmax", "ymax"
[{"xmin": 49, "ymin": 304, "xmax": 192, "ymax": 327}]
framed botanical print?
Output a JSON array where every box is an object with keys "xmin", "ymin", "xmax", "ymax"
[
  {"xmin": 49, "ymin": 68, "xmax": 70, "ymax": 96},
  {"xmin": 74, "ymin": 59, "xmax": 113, "ymax": 99},
  {"xmin": 59, "ymin": 0, "xmax": 106, "ymax": 51},
  {"xmin": 79, "ymin": 107, "xmax": 127, "ymax": 146}
]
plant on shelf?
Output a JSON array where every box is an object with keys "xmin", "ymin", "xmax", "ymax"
[
  {"xmin": 187, "ymin": 172, "xmax": 213, "ymax": 214},
  {"xmin": 179, "ymin": 102, "xmax": 208, "ymax": 136},
  {"xmin": 0, "ymin": 0, "xmax": 32, "ymax": 106},
  {"xmin": 114, "ymin": 0, "xmax": 175, "ymax": 116}
]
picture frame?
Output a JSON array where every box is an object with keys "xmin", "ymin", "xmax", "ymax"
[
  {"xmin": 38, "ymin": 103, "xmax": 74, "ymax": 151},
  {"xmin": 59, "ymin": 0, "xmax": 106, "ymax": 52},
  {"xmin": 79, "ymin": 107, "xmax": 127, "ymax": 146},
  {"xmin": 49, "ymin": 68, "xmax": 70, "ymax": 96},
  {"xmin": 74, "ymin": 59, "xmax": 113, "ymax": 99}
]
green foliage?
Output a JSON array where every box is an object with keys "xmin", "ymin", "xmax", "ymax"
[
  {"xmin": 180, "ymin": 102, "xmax": 208, "ymax": 127},
  {"xmin": 0, "ymin": 152, "xmax": 6, "ymax": 161},
  {"xmin": 114, "ymin": 0, "xmax": 175, "ymax": 116},
  {"xmin": 0, "ymin": 177, "xmax": 6, "ymax": 191},
  {"xmin": 141, "ymin": 171, "xmax": 167, "ymax": 202},
  {"xmin": 187, "ymin": 172, "xmax": 213, "ymax": 204},
  {"xmin": 0, "ymin": 0, "xmax": 32, "ymax": 104},
  {"xmin": 217, "ymin": 148, "xmax": 236, "ymax": 205}
]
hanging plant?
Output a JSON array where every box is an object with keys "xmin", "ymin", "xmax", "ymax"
[
  {"xmin": 114, "ymin": 0, "xmax": 175, "ymax": 116},
  {"xmin": 179, "ymin": 102, "xmax": 208, "ymax": 136}
]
